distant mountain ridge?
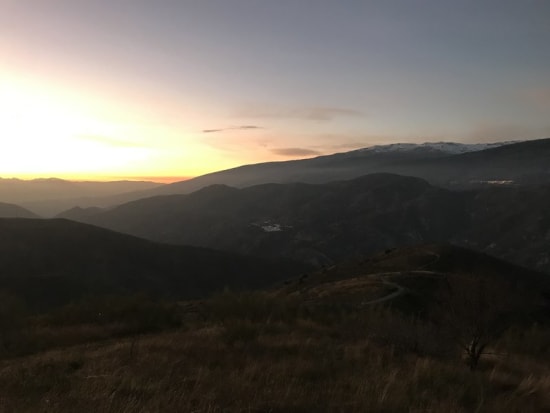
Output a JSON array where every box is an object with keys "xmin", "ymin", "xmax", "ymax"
[
  {"xmin": 0, "ymin": 202, "xmax": 40, "ymax": 219},
  {"xmin": 5, "ymin": 139, "xmax": 549, "ymax": 216},
  {"xmin": 355, "ymin": 141, "xmax": 516, "ymax": 155},
  {"xmin": 0, "ymin": 178, "xmax": 164, "ymax": 216},
  {"xmin": 65, "ymin": 173, "xmax": 550, "ymax": 274},
  {"xmin": 125, "ymin": 138, "xmax": 550, "ymax": 200}
]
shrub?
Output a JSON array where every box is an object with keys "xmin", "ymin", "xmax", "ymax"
[
  {"xmin": 43, "ymin": 294, "xmax": 182, "ymax": 334},
  {"xmin": 205, "ymin": 290, "xmax": 300, "ymax": 323}
]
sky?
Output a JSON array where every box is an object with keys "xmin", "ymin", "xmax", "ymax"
[{"xmin": 1, "ymin": 0, "xmax": 549, "ymax": 181}]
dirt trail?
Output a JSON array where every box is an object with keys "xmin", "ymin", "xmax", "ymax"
[{"xmin": 360, "ymin": 270, "xmax": 444, "ymax": 306}]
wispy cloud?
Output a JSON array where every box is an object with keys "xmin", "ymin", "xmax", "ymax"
[
  {"xmin": 271, "ymin": 147, "xmax": 322, "ymax": 157},
  {"xmin": 202, "ymin": 125, "xmax": 263, "ymax": 133},
  {"xmin": 237, "ymin": 106, "xmax": 364, "ymax": 121}
]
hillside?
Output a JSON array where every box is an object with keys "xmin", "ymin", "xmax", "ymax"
[
  {"xmin": 0, "ymin": 218, "xmax": 304, "ymax": 311},
  {"xmin": 0, "ymin": 202, "xmax": 40, "ymax": 219},
  {"xmin": 73, "ymin": 175, "xmax": 464, "ymax": 266},
  {"xmin": 283, "ymin": 243, "xmax": 550, "ymax": 313},
  {"xmin": 55, "ymin": 206, "xmax": 104, "ymax": 220},
  {"xmin": 66, "ymin": 173, "xmax": 550, "ymax": 273},
  {"xmin": 0, "ymin": 244, "xmax": 548, "ymax": 412}
]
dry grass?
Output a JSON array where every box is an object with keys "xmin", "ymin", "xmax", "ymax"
[{"xmin": 0, "ymin": 295, "xmax": 548, "ymax": 413}]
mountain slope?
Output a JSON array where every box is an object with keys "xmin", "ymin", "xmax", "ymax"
[
  {"xmin": 0, "ymin": 202, "xmax": 40, "ymax": 218},
  {"xmin": 73, "ymin": 174, "xmax": 467, "ymax": 265},
  {"xmin": 24, "ymin": 139, "xmax": 548, "ymax": 215},
  {"xmin": 123, "ymin": 139, "xmax": 550, "ymax": 201},
  {"xmin": 1, "ymin": 243, "xmax": 548, "ymax": 413},
  {"xmin": 391, "ymin": 138, "xmax": 550, "ymax": 186},
  {"xmin": 281, "ymin": 243, "xmax": 550, "ymax": 316},
  {"xmin": 55, "ymin": 206, "xmax": 104, "ymax": 220},
  {"xmin": 355, "ymin": 141, "xmax": 514, "ymax": 155},
  {"xmin": 68, "ymin": 173, "xmax": 550, "ymax": 273},
  {"xmin": 0, "ymin": 218, "xmax": 304, "ymax": 311}
]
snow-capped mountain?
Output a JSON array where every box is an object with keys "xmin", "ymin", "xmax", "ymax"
[
  {"xmin": 358, "ymin": 141, "xmax": 518, "ymax": 155},
  {"xmin": 73, "ymin": 138, "xmax": 548, "ymax": 203}
]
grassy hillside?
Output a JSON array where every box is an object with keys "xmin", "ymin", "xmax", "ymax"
[{"xmin": 0, "ymin": 245, "xmax": 548, "ymax": 412}]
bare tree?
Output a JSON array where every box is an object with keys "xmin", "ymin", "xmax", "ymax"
[{"xmin": 435, "ymin": 273, "xmax": 524, "ymax": 370}]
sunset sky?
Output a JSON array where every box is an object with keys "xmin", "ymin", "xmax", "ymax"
[{"xmin": 1, "ymin": 0, "xmax": 549, "ymax": 181}]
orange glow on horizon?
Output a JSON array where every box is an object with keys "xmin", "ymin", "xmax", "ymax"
[
  {"xmin": 0, "ymin": 70, "xmax": 286, "ymax": 181},
  {"xmin": 0, "ymin": 73, "xmax": 223, "ymax": 180},
  {"xmin": 0, "ymin": 173, "xmax": 193, "ymax": 184},
  {"xmin": 114, "ymin": 176, "xmax": 192, "ymax": 184}
]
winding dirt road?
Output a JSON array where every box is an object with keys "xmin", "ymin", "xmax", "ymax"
[{"xmin": 359, "ymin": 269, "xmax": 445, "ymax": 306}]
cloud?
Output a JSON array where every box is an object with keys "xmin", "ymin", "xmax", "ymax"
[
  {"xmin": 237, "ymin": 106, "xmax": 364, "ymax": 121},
  {"xmin": 202, "ymin": 125, "xmax": 263, "ymax": 133},
  {"xmin": 239, "ymin": 125, "xmax": 263, "ymax": 130},
  {"xmin": 271, "ymin": 147, "xmax": 323, "ymax": 157}
]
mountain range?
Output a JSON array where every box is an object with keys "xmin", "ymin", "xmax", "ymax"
[
  {"xmin": 126, "ymin": 138, "xmax": 550, "ymax": 200},
  {"xmin": 59, "ymin": 173, "xmax": 550, "ymax": 274},
  {"xmin": 0, "ymin": 178, "xmax": 163, "ymax": 216},
  {"xmin": 0, "ymin": 202, "xmax": 39, "ymax": 219},
  {"xmin": 1, "ymin": 138, "xmax": 549, "ymax": 300},
  {"xmin": 6, "ymin": 139, "xmax": 549, "ymax": 216}
]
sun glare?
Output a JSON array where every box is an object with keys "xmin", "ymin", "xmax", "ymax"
[
  {"xmin": 0, "ymin": 74, "xmax": 261, "ymax": 181},
  {"xmin": 0, "ymin": 80, "xmax": 152, "ymax": 178}
]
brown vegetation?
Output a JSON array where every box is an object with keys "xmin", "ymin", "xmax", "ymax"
[{"xmin": 0, "ymin": 285, "xmax": 548, "ymax": 412}]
